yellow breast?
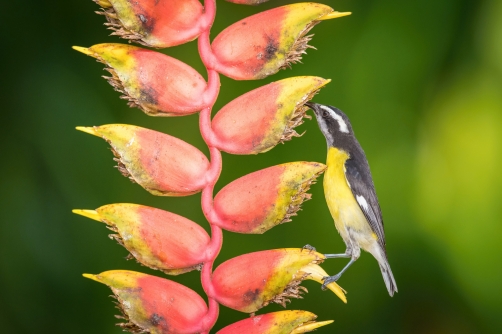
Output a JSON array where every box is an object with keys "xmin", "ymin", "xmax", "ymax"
[{"xmin": 324, "ymin": 147, "xmax": 373, "ymax": 244}]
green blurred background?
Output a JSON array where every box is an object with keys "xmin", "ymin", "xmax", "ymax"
[{"xmin": 1, "ymin": 0, "xmax": 501, "ymax": 332}]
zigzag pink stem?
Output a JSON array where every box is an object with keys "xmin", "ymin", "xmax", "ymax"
[{"xmin": 198, "ymin": 1, "xmax": 223, "ymax": 332}]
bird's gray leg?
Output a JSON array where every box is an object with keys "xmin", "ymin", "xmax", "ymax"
[
  {"xmin": 324, "ymin": 244, "xmax": 352, "ymax": 259},
  {"xmin": 324, "ymin": 252, "xmax": 351, "ymax": 259},
  {"xmin": 322, "ymin": 248, "xmax": 360, "ymax": 290}
]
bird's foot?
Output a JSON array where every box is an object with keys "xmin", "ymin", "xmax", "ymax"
[
  {"xmin": 302, "ymin": 244, "xmax": 316, "ymax": 253},
  {"xmin": 321, "ymin": 274, "xmax": 341, "ymax": 290}
]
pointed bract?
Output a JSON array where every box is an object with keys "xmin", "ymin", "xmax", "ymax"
[
  {"xmin": 217, "ymin": 310, "xmax": 333, "ymax": 334},
  {"xmin": 213, "ymin": 162, "xmax": 325, "ymax": 234},
  {"xmin": 212, "ymin": 77, "xmax": 330, "ymax": 154},
  {"xmin": 94, "ymin": 0, "xmax": 205, "ymax": 48},
  {"xmin": 212, "ymin": 249, "xmax": 346, "ymax": 313},
  {"xmin": 211, "ymin": 3, "xmax": 350, "ymax": 80},
  {"xmin": 84, "ymin": 270, "xmax": 207, "ymax": 333},
  {"xmin": 74, "ymin": 204, "xmax": 210, "ymax": 274},
  {"xmin": 76, "ymin": 124, "xmax": 209, "ymax": 196},
  {"xmin": 73, "ymin": 43, "xmax": 207, "ymax": 116}
]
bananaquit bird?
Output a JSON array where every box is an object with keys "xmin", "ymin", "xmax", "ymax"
[{"xmin": 306, "ymin": 102, "xmax": 397, "ymax": 296}]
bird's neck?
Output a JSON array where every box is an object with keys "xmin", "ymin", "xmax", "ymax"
[{"xmin": 326, "ymin": 146, "xmax": 350, "ymax": 171}]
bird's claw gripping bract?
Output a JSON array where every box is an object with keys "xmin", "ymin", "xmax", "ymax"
[{"xmin": 75, "ymin": 0, "xmax": 351, "ymax": 332}]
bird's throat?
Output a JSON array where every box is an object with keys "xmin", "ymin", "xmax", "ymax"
[{"xmin": 326, "ymin": 146, "xmax": 349, "ymax": 171}]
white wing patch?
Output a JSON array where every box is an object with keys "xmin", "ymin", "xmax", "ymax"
[
  {"xmin": 320, "ymin": 105, "xmax": 349, "ymax": 133},
  {"xmin": 356, "ymin": 195, "xmax": 369, "ymax": 211}
]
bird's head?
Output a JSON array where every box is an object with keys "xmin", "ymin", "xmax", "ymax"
[{"xmin": 306, "ymin": 102, "xmax": 354, "ymax": 145}]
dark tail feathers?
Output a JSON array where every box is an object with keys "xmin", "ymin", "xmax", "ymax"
[{"xmin": 379, "ymin": 260, "xmax": 398, "ymax": 296}]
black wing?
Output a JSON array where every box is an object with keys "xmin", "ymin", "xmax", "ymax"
[{"xmin": 344, "ymin": 151, "xmax": 386, "ymax": 251}]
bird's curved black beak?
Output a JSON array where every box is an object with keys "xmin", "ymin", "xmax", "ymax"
[{"xmin": 305, "ymin": 102, "xmax": 321, "ymax": 117}]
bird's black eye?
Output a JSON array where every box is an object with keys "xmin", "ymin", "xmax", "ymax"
[{"xmin": 322, "ymin": 111, "xmax": 330, "ymax": 118}]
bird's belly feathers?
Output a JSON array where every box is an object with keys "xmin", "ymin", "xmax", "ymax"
[{"xmin": 324, "ymin": 147, "xmax": 375, "ymax": 250}]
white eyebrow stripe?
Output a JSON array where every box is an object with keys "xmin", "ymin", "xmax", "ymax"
[
  {"xmin": 320, "ymin": 105, "xmax": 349, "ymax": 133},
  {"xmin": 356, "ymin": 195, "xmax": 369, "ymax": 211}
]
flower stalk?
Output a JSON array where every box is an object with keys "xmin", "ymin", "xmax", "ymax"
[
  {"xmin": 74, "ymin": 0, "xmax": 351, "ymax": 332},
  {"xmin": 196, "ymin": 3, "xmax": 222, "ymax": 330}
]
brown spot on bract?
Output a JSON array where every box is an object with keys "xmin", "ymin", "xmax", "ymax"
[
  {"xmin": 243, "ymin": 289, "xmax": 261, "ymax": 303},
  {"xmin": 150, "ymin": 313, "xmax": 169, "ymax": 330},
  {"xmin": 138, "ymin": 14, "xmax": 156, "ymax": 34},
  {"xmin": 264, "ymin": 37, "xmax": 279, "ymax": 61},
  {"xmin": 140, "ymin": 86, "xmax": 158, "ymax": 105}
]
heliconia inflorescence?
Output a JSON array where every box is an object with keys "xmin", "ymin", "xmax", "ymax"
[{"xmin": 74, "ymin": 0, "xmax": 351, "ymax": 333}]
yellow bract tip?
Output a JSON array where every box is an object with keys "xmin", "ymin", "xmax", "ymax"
[
  {"xmin": 292, "ymin": 320, "xmax": 334, "ymax": 334},
  {"xmin": 301, "ymin": 263, "xmax": 347, "ymax": 303},
  {"xmin": 325, "ymin": 281, "xmax": 347, "ymax": 304},
  {"xmin": 317, "ymin": 78, "xmax": 332, "ymax": 89},
  {"xmin": 72, "ymin": 46, "xmax": 94, "ymax": 56},
  {"xmin": 72, "ymin": 209, "xmax": 102, "ymax": 222},
  {"xmin": 75, "ymin": 126, "xmax": 100, "ymax": 137},
  {"xmin": 319, "ymin": 11, "xmax": 352, "ymax": 20},
  {"xmin": 82, "ymin": 273, "xmax": 101, "ymax": 283}
]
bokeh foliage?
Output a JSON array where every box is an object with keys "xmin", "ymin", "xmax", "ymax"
[{"xmin": 1, "ymin": 0, "xmax": 501, "ymax": 333}]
